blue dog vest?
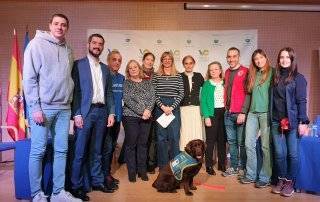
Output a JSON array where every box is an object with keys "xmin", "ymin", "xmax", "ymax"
[{"xmin": 170, "ymin": 151, "xmax": 199, "ymax": 181}]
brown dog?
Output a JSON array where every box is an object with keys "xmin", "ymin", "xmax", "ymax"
[{"xmin": 152, "ymin": 139, "xmax": 205, "ymax": 195}]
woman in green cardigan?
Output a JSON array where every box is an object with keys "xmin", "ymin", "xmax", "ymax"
[{"xmin": 201, "ymin": 61, "xmax": 226, "ymax": 175}]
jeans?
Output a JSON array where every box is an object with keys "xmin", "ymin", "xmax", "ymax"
[
  {"xmin": 245, "ymin": 112, "xmax": 272, "ymax": 182},
  {"xmin": 224, "ymin": 111, "xmax": 246, "ymax": 170},
  {"xmin": 155, "ymin": 97, "xmax": 181, "ymax": 168},
  {"xmin": 271, "ymin": 122, "xmax": 299, "ymax": 181},
  {"xmin": 29, "ymin": 109, "xmax": 71, "ymax": 197},
  {"xmin": 102, "ymin": 121, "xmax": 121, "ymax": 178},
  {"xmin": 122, "ymin": 116, "xmax": 151, "ymax": 174},
  {"xmin": 71, "ymin": 106, "xmax": 107, "ymax": 189}
]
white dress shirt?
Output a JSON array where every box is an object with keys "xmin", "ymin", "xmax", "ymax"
[{"xmin": 87, "ymin": 54, "xmax": 105, "ymax": 104}]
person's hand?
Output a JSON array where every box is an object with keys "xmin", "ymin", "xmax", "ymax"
[
  {"xmin": 32, "ymin": 110, "xmax": 44, "ymax": 125},
  {"xmin": 162, "ymin": 106, "xmax": 173, "ymax": 115},
  {"xmin": 74, "ymin": 116, "xmax": 84, "ymax": 128},
  {"xmin": 204, "ymin": 118, "xmax": 212, "ymax": 127},
  {"xmin": 298, "ymin": 124, "xmax": 308, "ymax": 136},
  {"xmin": 107, "ymin": 115, "xmax": 115, "ymax": 127},
  {"xmin": 237, "ymin": 113, "xmax": 246, "ymax": 124},
  {"xmin": 161, "ymin": 105, "xmax": 170, "ymax": 115},
  {"xmin": 166, "ymin": 107, "xmax": 173, "ymax": 115},
  {"xmin": 142, "ymin": 109, "xmax": 151, "ymax": 120}
]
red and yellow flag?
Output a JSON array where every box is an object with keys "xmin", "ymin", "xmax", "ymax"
[{"xmin": 6, "ymin": 29, "xmax": 26, "ymax": 140}]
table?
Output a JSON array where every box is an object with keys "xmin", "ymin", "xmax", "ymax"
[
  {"xmin": 14, "ymin": 136, "xmax": 90, "ymax": 200},
  {"xmin": 295, "ymin": 136, "xmax": 320, "ymax": 192}
]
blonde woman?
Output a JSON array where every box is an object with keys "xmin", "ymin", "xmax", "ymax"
[
  {"xmin": 122, "ymin": 60, "xmax": 155, "ymax": 182},
  {"xmin": 152, "ymin": 51, "xmax": 184, "ymax": 169}
]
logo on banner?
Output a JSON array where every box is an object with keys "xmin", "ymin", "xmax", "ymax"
[
  {"xmin": 184, "ymin": 39, "xmax": 194, "ymax": 48},
  {"xmin": 199, "ymin": 49, "xmax": 209, "ymax": 56},
  {"xmin": 168, "ymin": 49, "xmax": 181, "ymax": 64},
  {"xmin": 123, "ymin": 37, "xmax": 132, "ymax": 47},
  {"xmin": 243, "ymin": 34, "xmax": 255, "ymax": 47},
  {"xmin": 139, "ymin": 49, "xmax": 152, "ymax": 58},
  {"xmin": 212, "ymin": 38, "xmax": 222, "ymax": 47},
  {"xmin": 169, "ymin": 49, "xmax": 180, "ymax": 57},
  {"xmin": 198, "ymin": 49, "xmax": 209, "ymax": 61},
  {"xmin": 155, "ymin": 39, "xmax": 165, "ymax": 47}
]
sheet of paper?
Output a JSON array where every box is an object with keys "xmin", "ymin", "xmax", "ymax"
[{"xmin": 156, "ymin": 113, "xmax": 175, "ymax": 128}]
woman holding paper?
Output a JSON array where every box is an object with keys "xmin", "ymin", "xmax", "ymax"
[
  {"xmin": 152, "ymin": 51, "xmax": 184, "ymax": 169},
  {"xmin": 122, "ymin": 60, "xmax": 155, "ymax": 182},
  {"xmin": 179, "ymin": 55, "xmax": 204, "ymax": 150}
]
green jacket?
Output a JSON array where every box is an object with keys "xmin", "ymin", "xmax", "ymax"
[{"xmin": 200, "ymin": 80, "xmax": 216, "ymax": 118}]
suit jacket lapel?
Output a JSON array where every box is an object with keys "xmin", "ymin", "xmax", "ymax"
[
  {"xmin": 100, "ymin": 63, "xmax": 107, "ymax": 92},
  {"xmin": 84, "ymin": 57, "xmax": 94, "ymax": 92}
]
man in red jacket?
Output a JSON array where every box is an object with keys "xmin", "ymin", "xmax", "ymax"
[{"xmin": 222, "ymin": 47, "xmax": 249, "ymax": 178}]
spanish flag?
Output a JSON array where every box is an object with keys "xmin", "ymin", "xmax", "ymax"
[{"xmin": 6, "ymin": 29, "xmax": 26, "ymax": 140}]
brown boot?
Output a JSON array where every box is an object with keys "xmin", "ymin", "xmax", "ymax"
[
  {"xmin": 271, "ymin": 177, "xmax": 285, "ymax": 194},
  {"xmin": 280, "ymin": 179, "xmax": 294, "ymax": 197}
]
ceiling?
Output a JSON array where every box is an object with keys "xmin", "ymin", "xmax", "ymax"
[
  {"xmin": 116, "ymin": 0, "xmax": 320, "ymax": 4},
  {"xmin": 13, "ymin": 0, "xmax": 320, "ymax": 5}
]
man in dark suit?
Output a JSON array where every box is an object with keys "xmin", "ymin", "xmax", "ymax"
[{"xmin": 71, "ymin": 33, "xmax": 115, "ymax": 201}]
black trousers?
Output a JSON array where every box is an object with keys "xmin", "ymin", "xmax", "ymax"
[
  {"xmin": 205, "ymin": 107, "xmax": 227, "ymax": 170},
  {"xmin": 122, "ymin": 116, "xmax": 151, "ymax": 175},
  {"xmin": 147, "ymin": 120, "xmax": 157, "ymax": 169}
]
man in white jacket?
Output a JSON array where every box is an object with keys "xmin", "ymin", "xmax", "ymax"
[{"xmin": 23, "ymin": 13, "xmax": 81, "ymax": 202}]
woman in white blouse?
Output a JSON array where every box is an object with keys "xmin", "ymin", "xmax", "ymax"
[{"xmin": 201, "ymin": 61, "xmax": 227, "ymax": 175}]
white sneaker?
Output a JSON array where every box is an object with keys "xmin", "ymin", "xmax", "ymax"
[
  {"xmin": 32, "ymin": 191, "xmax": 48, "ymax": 202},
  {"xmin": 50, "ymin": 190, "xmax": 82, "ymax": 202},
  {"xmin": 222, "ymin": 167, "xmax": 238, "ymax": 177}
]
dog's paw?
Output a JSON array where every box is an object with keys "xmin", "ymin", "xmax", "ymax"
[
  {"xmin": 190, "ymin": 185, "xmax": 197, "ymax": 190},
  {"xmin": 185, "ymin": 191, "xmax": 193, "ymax": 196}
]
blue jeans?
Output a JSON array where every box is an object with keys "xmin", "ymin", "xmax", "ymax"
[
  {"xmin": 155, "ymin": 97, "xmax": 181, "ymax": 168},
  {"xmin": 71, "ymin": 106, "xmax": 107, "ymax": 189},
  {"xmin": 224, "ymin": 111, "xmax": 246, "ymax": 170},
  {"xmin": 271, "ymin": 122, "xmax": 299, "ymax": 181},
  {"xmin": 102, "ymin": 121, "xmax": 121, "ymax": 178},
  {"xmin": 245, "ymin": 112, "xmax": 271, "ymax": 182},
  {"xmin": 29, "ymin": 109, "xmax": 71, "ymax": 197}
]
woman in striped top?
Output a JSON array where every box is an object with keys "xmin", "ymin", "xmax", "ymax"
[{"xmin": 152, "ymin": 51, "xmax": 184, "ymax": 168}]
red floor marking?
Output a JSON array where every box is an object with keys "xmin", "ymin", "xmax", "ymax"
[{"xmin": 194, "ymin": 180, "xmax": 226, "ymax": 191}]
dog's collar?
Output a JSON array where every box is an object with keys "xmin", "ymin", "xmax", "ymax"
[{"xmin": 170, "ymin": 151, "xmax": 199, "ymax": 181}]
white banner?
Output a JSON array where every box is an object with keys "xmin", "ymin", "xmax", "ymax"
[{"xmin": 88, "ymin": 29, "xmax": 257, "ymax": 75}]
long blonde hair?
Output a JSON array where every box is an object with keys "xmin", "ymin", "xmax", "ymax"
[{"xmin": 156, "ymin": 51, "xmax": 179, "ymax": 76}]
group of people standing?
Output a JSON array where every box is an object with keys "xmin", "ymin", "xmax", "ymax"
[{"xmin": 23, "ymin": 13, "xmax": 309, "ymax": 202}]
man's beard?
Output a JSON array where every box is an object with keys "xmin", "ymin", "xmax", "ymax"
[{"xmin": 89, "ymin": 48, "xmax": 101, "ymax": 58}]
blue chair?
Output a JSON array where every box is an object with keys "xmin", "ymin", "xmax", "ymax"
[{"xmin": 0, "ymin": 126, "xmax": 18, "ymax": 152}]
